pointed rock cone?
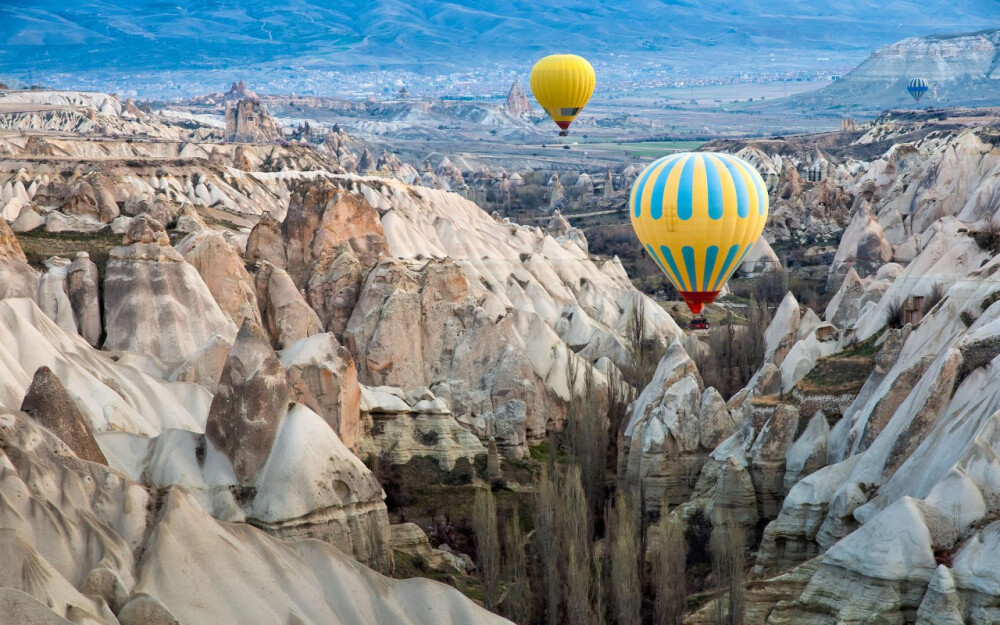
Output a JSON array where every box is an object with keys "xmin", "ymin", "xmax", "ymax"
[{"xmin": 20, "ymin": 366, "xmax": 107, "ymax": 465}]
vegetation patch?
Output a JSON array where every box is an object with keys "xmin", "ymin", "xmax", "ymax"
[
  {"xmin": 16, "ymin": 229, "xmax": 123, "ymax": 274},
  {"xmin": 798, "ymin": 335, "xmax": 880, "ymax": 395}
]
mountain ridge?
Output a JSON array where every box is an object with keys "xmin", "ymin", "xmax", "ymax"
[{"xmin": 4, "ymin": 1, "xmax": 1000, "ymax": 86}]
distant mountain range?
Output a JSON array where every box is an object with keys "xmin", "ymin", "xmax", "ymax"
[{"xmin": 3, "ymin": 1, "xmax": 1000, "ymax": 92}]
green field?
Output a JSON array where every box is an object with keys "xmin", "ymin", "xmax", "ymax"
[{"xmin": 581, "ymin": 140, "xmax": 705, "ymax": 158}]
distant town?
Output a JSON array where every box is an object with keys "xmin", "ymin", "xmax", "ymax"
[{"xmin": 15, "ymin": 61, "xmax": 848, "ymax": 102}]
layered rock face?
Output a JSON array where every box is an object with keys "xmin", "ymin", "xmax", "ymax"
[
  {"xmin": 359, "ymin": 384, "xmax": 486, "ymax": 472},
  {"xmin": 802, "ymin": 30, "xmax": 1000, "ymax": 110}
]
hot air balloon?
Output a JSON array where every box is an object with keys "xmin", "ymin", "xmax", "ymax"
[
  {"xmin": 907, "ymin": 78, "xmax": 929, "ymax": 103},
  {"xmin": 629, "ymin": 152, "xmax": 769, "ymax": 316},
  {"xmin": 530, "ymin": 54, "xmax": 595, "ymax": 136}
]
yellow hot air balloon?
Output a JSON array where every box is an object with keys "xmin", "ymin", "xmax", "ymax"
[
  {"xmin": 629, "ymin": 152, "xmax": 769, "ymax": 315},
  {"xmin": 530, "ymin": 54, "xmax": 595, "ymax": 136}
]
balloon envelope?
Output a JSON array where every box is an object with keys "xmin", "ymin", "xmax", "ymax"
[
  {"xmin": 530, "ymin": 54, "xmax": 595, "ymax": 133},
  {"xmin": 907, "ymin": 78, "xmax": 929, "ymax": 102},
  {"xmin": 629, "ymin": 152, "xmax": 769, "ymax": 314}
]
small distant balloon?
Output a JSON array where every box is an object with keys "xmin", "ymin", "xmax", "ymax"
[
  {"xmin": 907, "ymin": 78, "xmax": 929, "ymax": 103},
  {"xmin": 530, "ymin": 54, "xmax": 595, "ymax": 136},
  {"xmin": 629, "ymin": 152, "xmax": 770, "ymax": 315}
]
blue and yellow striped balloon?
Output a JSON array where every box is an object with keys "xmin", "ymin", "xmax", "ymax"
[
  {"xmin": 629, "ymin": 152, "xmax": 769, "ymax": 314},
  {"xmin": 907, "ymin": 78, "xmax": 929, "ymax": 103}
]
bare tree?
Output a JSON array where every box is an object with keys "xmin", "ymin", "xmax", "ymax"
[
  {"xmin": 711, "ymin": 515, "xmax": 746, "ymax": 625},
  {"xmin": 566, "ymin": 361, "xmax": 608, "ymax": 533},
  {"xmin": 473, "ymin": 487, "xmax": 501, "ymax": 611},
  {"xmin": 534, "ymin": 467, "xmax": 560, "ymax": 624},
  {"xmin": 502, "ymin": 511, "xmax": 532, "ymax": 624},
  {"xmin": 624, "ymin": 298, "xmax": 662, "ymax": 392},
  {"xmin": 696, "ymin": 298, "xmax": 771, "ymax": 399},
  {"xmin": 608, "ymin": 490, "xmax": 642, "ymax": 625},
  {"xmin": 560, "ymin": 465, "xmax": 595, "ymax": 625},
  {"xmin": 653, "ymin": 509, "xmax": 687, "ymax": 625}
]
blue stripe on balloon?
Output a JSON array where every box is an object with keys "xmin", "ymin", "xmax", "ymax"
[
  {"xmin": 739, "ymin": 159, "xmax": 768, "ymax": 216},
  {"xmin": 645, "ymin": 243, "xmax": 673, "ymax": 284},
  {"xmin": 724, "ymin": 243, "xmax": 755, "ymax": 283},
  {"xmin": 712, "ymin": 244, "xmax": 741, "ymax": 291},
  {"xmin": 661, "ymin": 245, "xmax": 688, "ymax": 291},
  {"xmin": 631, "ymin": 160, "xmax": 660, "ymax": 218},
  {"xmin": 650, "ymin": 155, "xmax": 684, "ymax": 220},
  {"xmin": 719, "ymin": 156, "xmax": 750, "ymax": 218},
  {"xmin": 732, "ymin": 241, "xmax": 754, "ymax": 270},
  {"xmin": 703, "ymin": 245, "xmax": 719, "ymax": 292},
  {"xmin": 682, "ymin": 246, "xmax": 698, "ymax": 292},
  {"xmin": 676, "ymin": 156, "xmax": 697, "ymax": 220},
  {"xmin": 704, "ymin": 156, "xmax": 724, "ymax": 220}
]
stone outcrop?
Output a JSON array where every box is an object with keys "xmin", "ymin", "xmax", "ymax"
[
  {"xmin": 102, "ymin": 215, "xmax": 237, "ymax": 362},
  {"xmin": 391, "ymin": 523, "xmax": 469, "ymax": 574},
  {"xmin": 255, "ymin": 261, "xmax": 323, "ymax": 349},
  {"xmin": 0, "ymin": 215, "xmax": 37, "ymax": 300},
  {"xmin": 19, "ymin": 366, "xmax": 107, "ymax": 465},
  {"xmin": 830, "ymin": 198, "xmax": 892, "ymax": 284},
  {"xmin": 280, "ymin": 333, "xmax": 362, "ymax": 454},
  {"xmin": 245, "ymin": 211, "xmax": 286, "ymax": 268},
  {"xmin": 344, "ymin": 256, "xmax": 565, "ymax": 444},
  {"xmin": 66, "ymin": 252, "xmax": 101, "ymax": 346},
  {"xmin": 177, "ymin": 230, "xmax": 262, "ymax": 329},
  {"xmin": 282, "ymin": 182, "xmax": 388, "ymax": 287},
  {"xmin": 359, "ymin": 384, "xmax": 486, "ymax": 472},
  {"xmin": 623, "ymin": 343, "xmax": 740, "ymax": 510},
  {"xmin": 204, "ymin": 319, "xmax": 292, "ymax": 485},
  {"xmin": 504, "ymin": 80, "xmax": 532, "ymax": 117},
  {"xmin": 224, "ymin": 98, "xmax": 282, "ymax": 143},
  {"xmin": 37, "ymin": 256, "xmax": 76, "ymax": 332}
]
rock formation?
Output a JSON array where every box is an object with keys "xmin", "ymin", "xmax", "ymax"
[
  {"xmin": 0, "ymin": 214, "xmax": 37, "ymax": 300},
  {"xmin": 20, "ymin": 366, "xmax": 108, "ymax": 464},
  {"xmin": 204, "ymin": 319, "xmax": 292, "ymax": 484},
  {"xmin": 224, "ymin": 98, "xmax": 283, "ymax": 143},
  {"xmin": 67, "ymin": 252, "xmax": 102, "ymax": 346},
  {"xmin": 504, "ymin": 79, "xmax": 532, "ymax": 117},
  {"xmin": 280, "ymin": 333, "xmax": 362, "ymax": 453},
  {"xmin": 102, "ymin": 215, "xmax": 238, "ymax": 361}
]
